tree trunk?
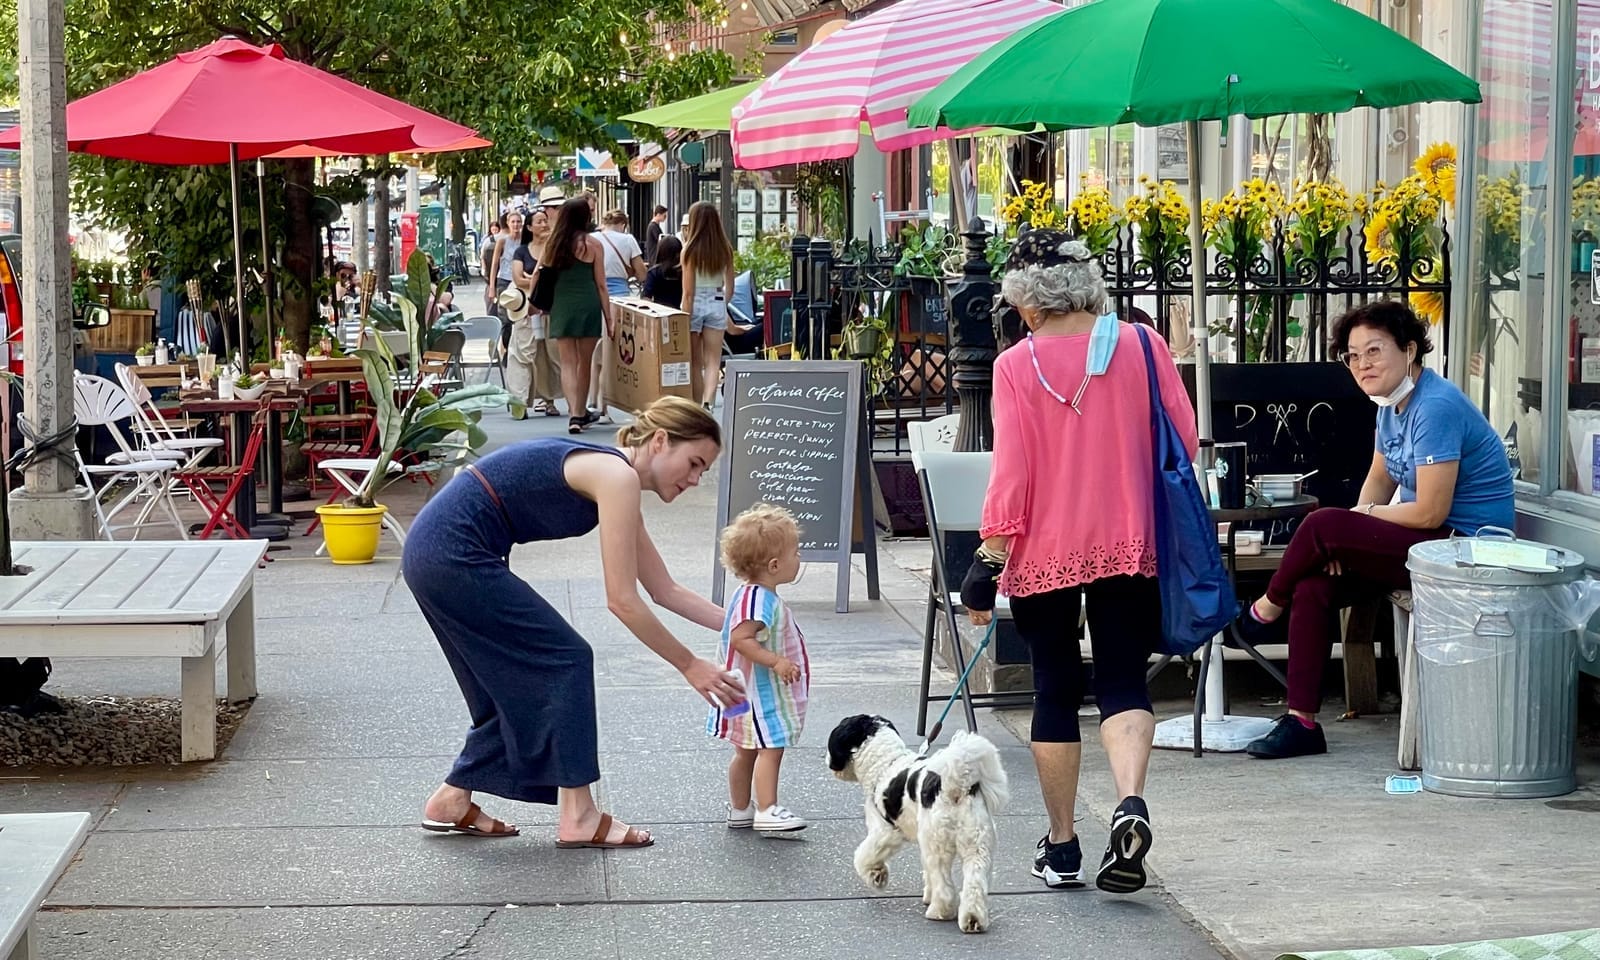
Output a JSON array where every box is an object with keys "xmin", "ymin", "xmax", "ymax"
[
  {"xmin": 281, "ymin": 158, "xmax": 317, "ymax": 352},
  {"xmin": 374, "ymin": 175, "xmax": 392, "ymax": 296},
  {"xmin": 1306, "ymin": 114, "xmax": 1334, "ymax": 183},
  {"xmin": 450, "ymin": 176, "xmax": 468, "ymax": 243}
]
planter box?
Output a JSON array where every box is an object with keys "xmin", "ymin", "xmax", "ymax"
[{"xmin": 87, "ymin": 308, "xmax": 155, "ymax": 354}]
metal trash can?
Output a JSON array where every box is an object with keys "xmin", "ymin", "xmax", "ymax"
[{"xmin": 1407, "ymin": 537, "xmax": 1587, "ymax": 799}]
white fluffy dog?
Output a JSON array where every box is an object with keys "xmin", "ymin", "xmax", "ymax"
[{"xmin": 827, "ymin": 714, "xmax": 1009, "ymax": 933}]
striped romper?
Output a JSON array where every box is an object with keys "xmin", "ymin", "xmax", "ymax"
[{"xmin": 705, "ymin": 583, "xmax": 809, "ymax": 749}]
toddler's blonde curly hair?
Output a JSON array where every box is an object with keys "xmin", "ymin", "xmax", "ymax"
[{"xmin": 719, "ymin": 503, "xmax": 799, "ymax": 582}]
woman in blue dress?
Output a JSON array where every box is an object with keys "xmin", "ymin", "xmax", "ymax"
[{"xmin": 405, "ymin": 396, "xmax": 742, "ymax": 848}]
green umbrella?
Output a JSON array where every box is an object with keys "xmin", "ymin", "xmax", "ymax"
[
  {"xmin": 908, "ymin": 0, "xmax": 1480, "ymax": 131},
  {"xmin": 620, "ymin": 82, "xmax": 764, "ymax": 132},
  {"xmin": 906, "ymin": 0, "xmax": 1480, "ymax": 440}
]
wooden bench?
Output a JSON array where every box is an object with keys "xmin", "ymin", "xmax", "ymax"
[
  {"xmin": 0, "ymin": 541, "xmax": 267, "ymax": 761},
  {"xmin": 0, "ymin": 812, "xmax": 91, "ymax": 960}
]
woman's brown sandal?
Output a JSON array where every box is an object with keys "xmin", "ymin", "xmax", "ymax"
[
  {"xmin": 421, "ymin": 801, "xmax": 520, "ymax": 838},
  {"xmin": 554, "ymin": 813, "xmax": 654, "ymax": 849}
]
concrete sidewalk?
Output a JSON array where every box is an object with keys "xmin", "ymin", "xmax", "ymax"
[
  {"xmin": 3, "ymin": 406, "xmax": 1224, "ymax": 960},
  {"xmin": 877, "ymin": 541, "xmax": 1600, "ymax": 960}
]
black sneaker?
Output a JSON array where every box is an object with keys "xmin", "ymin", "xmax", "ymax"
[
  {"xmin": 1226, "ymin": 602, "xmax": 1285, "ymax": 649},
  {"xmin": 1095, "ymin": 796, "xmax": 1153, "ymax": 895},
  {"xmin": 1031, "ymin": 834, "xmax": 1085, "ymax": 888},
  {"xmin": 1245, "ymin": 714, "xmax": 1328, "ymax": 759}
]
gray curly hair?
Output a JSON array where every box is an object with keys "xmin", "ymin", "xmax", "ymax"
[{"xmin": 1000, "ymin": 238, "xmax": 1107, "ymax": 317}]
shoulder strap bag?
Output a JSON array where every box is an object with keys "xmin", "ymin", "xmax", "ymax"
[{"xmin": 1134, "ymin": 325, "xmax": 1237, "ymax": 657}]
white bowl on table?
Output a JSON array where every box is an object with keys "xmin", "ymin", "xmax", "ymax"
[{"xmin": 233, "ymin": 382, "xmax": 267, "ymax": 402}]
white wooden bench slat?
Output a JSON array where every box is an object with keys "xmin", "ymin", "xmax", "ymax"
[
  {"xmin": 0, "ymin": 812, "xmax": 91, "ymax": 960},
  {"xmin": 61, "ymin": 545, "xmax": 185, "ymax": 611},
  {"xmin": 0, "ymin": 546, "xmax": 120, "ymax": 614},
  {"xmin": 100, "ymin": 545, "xmax": 216, "ymax": 612},
  {"xmin": 0, "ymin": 542, "xmax": 262, "ymax": 625}
]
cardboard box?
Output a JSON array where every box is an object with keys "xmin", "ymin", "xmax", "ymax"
[{"xmin": 605, "ymin": 296, "xmax": 693, "ymax": 411}]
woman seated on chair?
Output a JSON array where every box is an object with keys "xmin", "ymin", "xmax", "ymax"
[{"xmin": 1232, "ymin": 300, "xmax": 1514, "ymax": 760}]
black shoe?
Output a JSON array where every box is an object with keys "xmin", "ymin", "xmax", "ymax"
[
  {"xmin": 1245, "ymin": 714, "xmax": 1328, "ymax": 759},
  {"xmin": 1095, "ymin": 796, "xmax": 1153, "ymax": 895},
  {"xmin": 1226, "ymin": 602, "xmax": 1285, "ymax": 649},
  {"xmin": 1031, "ymin": 834, "xmax": 1085, "ymax": 888}
]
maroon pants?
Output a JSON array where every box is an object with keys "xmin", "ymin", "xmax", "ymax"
[{"xmin": 1265, "ymin": 507, "xmax": 1447, "ymax": 714}]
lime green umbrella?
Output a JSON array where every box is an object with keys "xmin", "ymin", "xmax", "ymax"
[
  {"xmin": 620, "ymin": 82, "xmax": 764, "ymax": 132},
  {"xmin": 907, "ymin": 0, "xmax": 1479, "ymax": 442},
  {"xmin": 908, "ymin": 0, "xmax": 1479, "ymax": 131}
]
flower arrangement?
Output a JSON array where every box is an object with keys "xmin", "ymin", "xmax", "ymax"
[
  {"xmin": 1124, "ymin": 176, "xmax": 1190, "ymax": 264},
  {"xmin": 1065, "ymin": 178, "xmax": 1120, "ymax": 255},
  {"xmin": 1363, "ymin": 142, "xmax": 1454, "ymax": 271},
  {"xmin": 1287, "ymin": 178, "xmax": 1363, "ymax": 262},
  {"xmin": 1477, "ymin": 170, "xmax": 1531, "ymax": 281},
  {"xmin": 1202, "ymin": 178, "xmax": 1285, "ymax": 261},
  {"xmin": 1001, "ymin": 179, "xmax": 1065, "ymax": 232}
]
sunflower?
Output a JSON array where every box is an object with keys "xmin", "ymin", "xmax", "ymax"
[
  {"xmin": 1413, "ymin": 142, "xmax": 1458, "ymax": 206},
  {"xmin": 1410, "ymin": 290, "xmax": 1444, "ymax": 325}
]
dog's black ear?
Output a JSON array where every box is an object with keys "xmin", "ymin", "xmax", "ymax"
[{"xmin": 828, "ymin": 715, "xmax": 881, "ymax": 771}]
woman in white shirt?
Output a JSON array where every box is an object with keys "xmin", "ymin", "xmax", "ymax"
[{"xmin": 589, "ymin": 210, "xmax": 648, "ymax": 424}]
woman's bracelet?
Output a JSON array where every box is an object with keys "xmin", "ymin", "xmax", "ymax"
[{"xmin": 975, "ymin": 543, "xmax": 1009, "ymax": 567}]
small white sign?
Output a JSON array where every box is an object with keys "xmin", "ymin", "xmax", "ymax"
[
  {"xmin": 1592, "ymin": 250, "xmax": 1600, "ymax": 303},
  {"xmin": 661, "ymin": 361, "xmax": 691, "ymax": 387},
  {"xmin": 764, "ymin": 188, "xmax": 781, "ymax": 211},
  {"xmin": 1583, "ymin": 337, "xmax": 1600, "ymax": 383},
  {"xmin": 738, "ymin": 189, "xmax": 758, "ymax": 212}
]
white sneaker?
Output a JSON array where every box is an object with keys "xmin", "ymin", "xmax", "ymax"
[
  {"xmin": 726, "ymin": 803, "xmax": 755, "ymax": 829},
  {"xmin": 754, "ymin": 804, "xmax": 807, "ymax": 833}
]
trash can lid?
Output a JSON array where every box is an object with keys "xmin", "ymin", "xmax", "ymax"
[{"xmin": 1407, "ymin": 536, "xmax": 1587, "ymax": 586}]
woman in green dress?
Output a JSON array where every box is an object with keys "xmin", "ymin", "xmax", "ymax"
[{"xmin": 537, "ymin": 196, "xmax": 611, "ymax": 434}]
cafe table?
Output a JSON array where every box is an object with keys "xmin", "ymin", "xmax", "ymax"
[
  {"xmin": 179, "ymin": 393, "xmax": 300, "ymax": 541},
  {"xmin": 1152, "ymin": 493, "xmax": 1320, "ymax": 757}
]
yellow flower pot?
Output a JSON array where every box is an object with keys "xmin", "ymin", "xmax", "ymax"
[{"xmin": 315, "ymin": 504, "xmax": 388, "ymax": 565}]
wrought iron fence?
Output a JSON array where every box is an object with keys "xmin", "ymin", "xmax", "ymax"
[{"xmin": 788, "ymin": 215, "xmax": 1452, "ymax": 457}]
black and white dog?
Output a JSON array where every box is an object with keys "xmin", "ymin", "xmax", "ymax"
[{"xmin": 827, "ymin": 715, "xmax": 1009, "ymax": 933}]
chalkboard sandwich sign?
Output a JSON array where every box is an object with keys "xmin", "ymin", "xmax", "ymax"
[{"xmin": 714, "ymin": 360, "xmax": 878, "ymax": 613}]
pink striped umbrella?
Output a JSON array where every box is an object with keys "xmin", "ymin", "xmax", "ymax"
[{"xmin": 731, "ymin": 0, "xmax": 1062, "ymax": 170}]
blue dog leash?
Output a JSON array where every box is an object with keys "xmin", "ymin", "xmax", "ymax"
[{"xmin": 916, "ymin": 619, "xmax": 998, "ymax": 758}]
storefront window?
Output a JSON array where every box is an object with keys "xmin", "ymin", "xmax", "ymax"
[
  {"xmin": 1559, "ymin": 0, "xmax": 1600, "ymax": 495},
  {"xmin": 1468, "ymin": 0, "xmax": 1555, "ymax": 486}
]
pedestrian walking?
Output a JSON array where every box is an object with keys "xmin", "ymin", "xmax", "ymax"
[
  {"xmin": 505, "ymin": 209, "xmax": 562, "ymax": 417},
  {"xmin": 537, "ymin": 197, "xmax": 610, "ymax": 435},
  {"xmin": 407, "ymin": 397, "xmax": 742, "ymax": 848},
  {"xmin": 680, "ymin": 201, "xmax": 735, "ymax": 411},
  {"xmin": 960, "ymin": 232, "xmax": 1195, "ymax": 895}
]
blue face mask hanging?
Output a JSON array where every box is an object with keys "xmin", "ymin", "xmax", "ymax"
[{"xmin": 1025, "ymin": 312, "xmax": 1122, "ymax": 415}]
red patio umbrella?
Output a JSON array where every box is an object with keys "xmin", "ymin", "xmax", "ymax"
[{"xmin": 0, "ymin": 37, "xmax": 475, "ymax": 355}]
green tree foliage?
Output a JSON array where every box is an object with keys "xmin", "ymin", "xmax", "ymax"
[{"xmin": 0, "ymin": 0, "xmax": 734, "ymax": 348}]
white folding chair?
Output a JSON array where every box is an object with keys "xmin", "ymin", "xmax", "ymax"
[
  {"xmin": 114, "ymin": 362, "xmax": 224, "ymax": 471},
  {"xmin": 454, "ymin": 315, "xmax": 506, "ymax": 386},
  {"xmin": 71, "ymin": 373, "xmax": 189, "ymax": 540},
  {"xmin": 906, "ymin": 413, "xmax": 961, "ymax": 454},
  {"xmin": 912, "ymin": 450, "xmax": 1030, "ymax": 736}
]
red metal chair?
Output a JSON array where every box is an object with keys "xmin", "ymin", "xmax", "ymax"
[{"xmin": 173, "ymin": 409, "xmax": 268, "ymax": 540}]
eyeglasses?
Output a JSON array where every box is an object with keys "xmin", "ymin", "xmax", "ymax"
[{"xmin": 1339, "ymin": 342, "xmax": 1392, "ymax": 368}]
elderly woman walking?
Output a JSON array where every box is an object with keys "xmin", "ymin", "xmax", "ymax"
[
  {"xmin": 505, "ymin": 208, "xmax": 562, "ymax": 418},
  {"xmin": 961, "ymin": 232, "xmax": 1196, "ymax": 895}
]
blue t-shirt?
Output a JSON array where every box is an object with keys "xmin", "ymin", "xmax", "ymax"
[{"xmin": 1376, "ymin": 368, "xmax": 1514, "ymax": 535}]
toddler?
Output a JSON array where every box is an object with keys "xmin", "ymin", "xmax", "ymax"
[{"xmin": 708, "ymin": 503, "xmax": 810, "ymax": 834}]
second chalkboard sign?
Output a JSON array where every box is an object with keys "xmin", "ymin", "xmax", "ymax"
[{"xmin": 714, "ymin": 360, "xmax": 873, "ymax": 613}]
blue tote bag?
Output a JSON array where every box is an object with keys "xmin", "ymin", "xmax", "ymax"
[{"xmin": 1134, "ymin": 326, "xmax": 1236, "ymax": 657}]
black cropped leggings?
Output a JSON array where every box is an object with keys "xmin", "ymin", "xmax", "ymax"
[{"xmin": 1009, "ymin": 575, "xmax": 1159, "ymax": 743}]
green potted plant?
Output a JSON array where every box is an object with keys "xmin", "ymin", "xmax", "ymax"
[
  {"xmin": 835, "ymin": 290, "xmax": 895, "ymax": 397},
  {"xmin": 233, "ymin": 372, "xmax": 266, "ymax": 401},
  {"xmin": 135, "ymin": 342, "xmax": 155, "ymax": 366},
  {"xmin": 894, "ymin": 224, "xmax": 956, "ymax": 337},
  {"xmin": 315, "ymin": 252, "xmax": 510, "ymax": 565}
]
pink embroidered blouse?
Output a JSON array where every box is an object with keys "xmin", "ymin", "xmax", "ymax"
[{"xmin": 980, "ymin": 323, "xmax": 1198, "ymax": 598}]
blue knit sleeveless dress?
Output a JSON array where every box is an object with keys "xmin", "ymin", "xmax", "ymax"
[{"xmin": 401, "ymin": 438, "xmax": 627, "ymax": 804}]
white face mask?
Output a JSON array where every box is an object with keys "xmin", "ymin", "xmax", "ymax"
[{"xmin": 1370, "ymin": 373, "xmax": 1415, "ymax": 408}]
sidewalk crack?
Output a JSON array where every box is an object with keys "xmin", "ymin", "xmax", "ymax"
[{"xmin": 438, "ymin": 907, "xmax": 497, "ymax": 959}]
